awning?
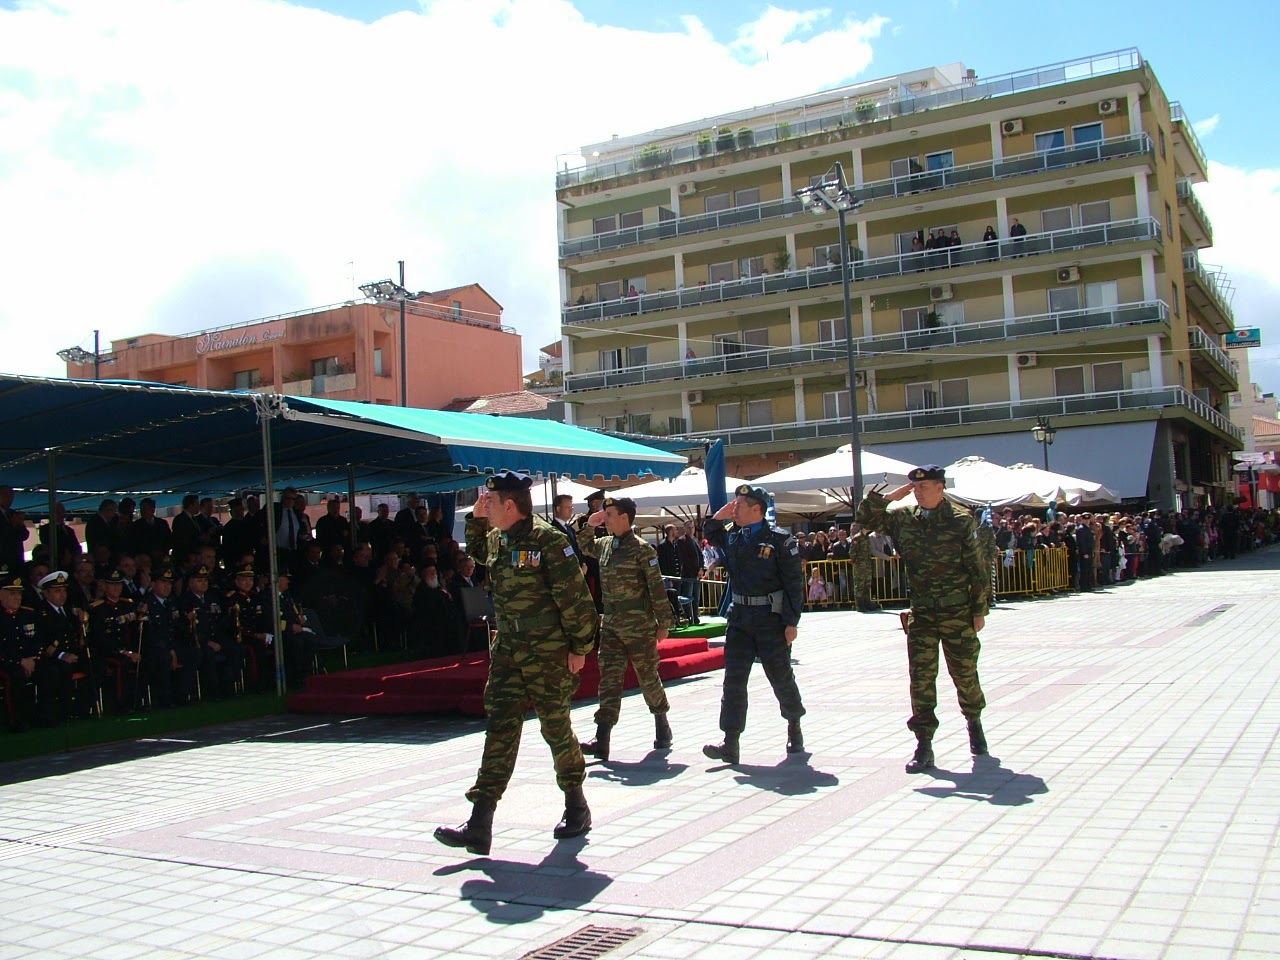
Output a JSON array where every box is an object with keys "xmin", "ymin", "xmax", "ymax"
[{"xmin": 873, "ymin": 421, "xmax": 1157, "ymax": 500}]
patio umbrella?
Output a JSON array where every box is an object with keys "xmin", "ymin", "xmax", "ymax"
[
  {"xmin": 622, "ymin": 467, "xmax": 831, "ymax": 523},
  {"xmin": 755, "ymin": 444, "xmax": 915, "ymax": 510},
  {"xmin": 1004, "ymin": 463, "xmax": 1120, "ymax": 507}
]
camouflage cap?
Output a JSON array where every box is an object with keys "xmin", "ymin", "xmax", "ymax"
[
  {"xmin": 907, "ymin": 464, "xmax": 945, "ymax": 482},
  {"xmin": 734, "ymin": 483, "xmax": 772, "ymax": 507},
  {"xmin": 486, "ymin": 470, "xmax": 533, "ymax": 492}
]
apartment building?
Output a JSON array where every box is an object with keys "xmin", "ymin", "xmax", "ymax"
[
  {"xmin": 554, "ymin": 49, "xmax": 1242, "ymax": 510},
  {"xmin": 65, "ymin": 284, "xmax": 524, "ymax": 410}
]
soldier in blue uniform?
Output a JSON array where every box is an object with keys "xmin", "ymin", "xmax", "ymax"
[
  {"xmin": 87, "ymin": 569, "xmax": 142, "ymax": 711},
  {"xmin": 138, "ymin": 565, "xmax": 190, "ymax": 707},
  {"xmin": 33, "ymin": 570, "xmax": 87, "ymax": 720},
  {"xmin": 702, "ymin": 484, "xmax": 807, "ymax": 764},
  {"xmin": 1, "ymin": 569, "xmax": 39, "ymax": 730}
]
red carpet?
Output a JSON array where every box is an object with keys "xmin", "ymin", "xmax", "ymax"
[{"xmin": 287, "ymin": 636, "xmax": 724, "ymax": 716}]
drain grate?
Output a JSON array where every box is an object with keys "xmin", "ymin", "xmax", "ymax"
[{"xmin": 519, "ymin": 925, "xmax": 643, "ymax": 960}]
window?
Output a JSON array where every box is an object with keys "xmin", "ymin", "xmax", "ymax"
[
  {"xmin": 734, "ymin": 187, "xmax": 760, "ymax": 207},
  {"xmin": 936, "ymin": 301, "xmax": 965, "ymax": 326},
  {"xmin": 452, "ymin": 300, "xmax": 463, "ymax": 318},
  {"xmin": 1093, "ymin": 361, "xmax": 1124, "ymax": 393},
  {"xmin": 814, "ymin": 244, "xmax": 844, "ymax": 267},
  {"xmin": 597, "ymin": 280, "xmax": 621, "ymax": 301},
  {"xmin": 311, "ymin": 356, "xmax": 340, "ymax": 377},
  {"xmin": 624, "ymin": 276, "xmax": 647, "ymax": 295},
  {"xmin": 939, "ymin": 378, "xmax": 969, "ymax": 407},
  {"xmin": 592, "ymin": 215, "xmax": 616, "ymax": 235},
  {"xmin": 1054, "ymin": 366, "xmax": 1086, "ymax": 396},
  {"xmin": 629, "ymin": 414, "xmax": 651, "ymax": 434},
  {"xmin": 929, "ymin": 222, "xmax": 958, "ymax": 240},
  {"xmin": 1079, "ymin": 200, "xmax": 1112, "ymax": 226},
  {"xmin": 896, "ymin": 230, "xmax": 921, "ymax": 255},
  {"xmin": 1072, "ymin": 122, "xmax": 1104, "ymax": 145},
  {"xmin": 1158, "ymin": 127, "xmax": 1166, "ymax": 159},
  {"xmin": 925, "ymin": 150, "xmax": 954, "ymax": 171},
  {"xmin": 1048, "ymin": 286, "xmax": 1081, "ymax": 314},
  {"xmin": 1165, "ymin": 202, "xmax": 1174, "ymax": 237},
  {"xmin": 1172, "ymin": 280, "xmax": 1180, "ymax": 316},
  {"xmin": 808, "ymin": 173, "xmax": 828, "ymax": 188},
  {"xmin": 704, "ymin": 192, "xmax": 731, "ymax": 213},
  {"xmin": 374, "ymin": 347, "xmax": 384, "ymax": 376},
  {"xmin": 599, "ymin": 348, "xmax": 622, "ymax": 371},
  {"xmin": 746, "ymin": 399, "xmax": 773, "ymax": 426},
  {"xmin": 716, "ymin": 329, "xmax": 768, "ymax": 354},
  {"xmin": 1041, "ymin": 206, "xmax": 1073, "ymax": 232},
  {"xmin": 901, "ymin": 306, "xmax": 931, "ymax": 331},
  {"xmin": 708, "ymin": 261, "xmax": 735, "ymax": 283},
  {"xmin": 1085, "ymin": 281, "xmax": 1119, "ymax": 309},
  {"xmin": 818, "ymin": 317, "xmax": 846, "ymax": 342},
  {"xmin": 626, "ymin": 346, "xmax": 648, "ymax": 367},
  {"xmin": 1035, "ymin": 129, "xmax": 1066, "ymax": 153},
  {"xmin": 823, "ymin": 390, "xmax": 851, "ymax": 419},
  {"xmin": 890, "ymin": 157, "xmax": 923, "ymax": 178},
  {"xmin": 233, "ymin": 369, "xmax": 261, "ymax": 389},
  {"xmin": 717, "ymin": 402, "xmax": 741, "ymax": 429},
  {"xmin": 668, "ymin": 416, "xmax": 688, "ymax": 435},
  {"xmin": 906, "ymin": 383, "xmax": 936, "ymax": 411},
  {"xmin": 619, "ymin": 210, "xmax": 643, "ymax": 229},
  {"xmin": 738, "ymin": 256, "xmax": 765, "ymax": 279}
]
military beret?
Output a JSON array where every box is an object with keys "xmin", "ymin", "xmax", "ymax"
[
  {"xmin": 233, "ymin": 564, "xmax": 256, "ymax": 578},
  {"xmin": 486, "ymin": 470, "xmax": 533, "ymax": 492},
  {"xmin": 1, "ymin": 568, "xmax": 23, "ymax": 590},
  {"xmin": 603, "ymin": 496, "xmax": 636, "ymax": 517},
  {"xmin": 39, "ymin": 571, "xmax": 69, "ymax": 589},
  {"xmin": 187, "ymin": 564, "xmax": 213, "ymax": 579},
  {"xmin": 153, "ymin": 565, "xmax": 177, "ymax": 583},
  {"xmin": 735, "ymin": 483, "xmax": 772, "ymax": 506},
  {"xmin": 102, "ymin": 569, "xmax": 126, "ymax": 585},
  {"xmin": 907, "ymin": 464, "xmax": 946, "ymax": 482},
  {"xmin": 587, "ymin": 490, "xmax": 606, "ymax": 504}
]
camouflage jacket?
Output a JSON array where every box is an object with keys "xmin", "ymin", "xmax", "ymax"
[
  {"xmin": 850, "ymin": 533, "xmax": 874, "ymax": 566},
  {"xmin": 976, "ymin": 523, "xmax": 1000, "ymax": 565},
  {"xmin": 578, "ymin": 530, "xmax": 673, "ymax": 632},
  {"xmin": 856, "ymin": 492, "xmax": 990, "ymax": 617},
  {"xmin": 466, "ymin": 513, "xmax": 598, "ymax": 655}
]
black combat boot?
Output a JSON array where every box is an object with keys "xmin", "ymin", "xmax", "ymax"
[
  {"xmin": 786, "ymin": 718, "xmax": 805, "ymax": 753},
  {"xmin": 433, "ymin": 802, "xmax": 495, "ymax": 855},
  {"xmin": 553, "ymin": 786, "xmax": 592, "ymax": 839},
  {"xmin": 653, "ymin": 713, "xmax": 673, "ymax": 749},
  {"xmin": 580, "ymin": 723, "xmax": 612, "ymax": 761},
  {"xmin": 905, "ymin": 739, "xmax": 934, "ymax": 774},
  {"xmin": 702, "ymin": 731, "xmax": 740, "ymax": 764},
  {"xmin": 967, "ymin": 717, "xmax": 989, "ymax": 756}
]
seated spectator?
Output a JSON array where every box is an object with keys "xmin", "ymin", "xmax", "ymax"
[{"xmin": 410, "ymin": 563, "xmax": 465, "ymax": 656}]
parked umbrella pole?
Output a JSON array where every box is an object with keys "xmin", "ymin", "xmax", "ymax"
[{"xmin": 259, "ymin": 398, "xmax": 285, "ymax": 697}]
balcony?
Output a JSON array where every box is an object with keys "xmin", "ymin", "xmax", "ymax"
[
  {"xmin": 689, "ymin": 385, "xmax": 1242, "ymax": 449},
  {"xmin": 1169, "ymin": 102, "xmax": 1208, "ymax": 183},
  {"xmin": 1175, "ymin": 178, "xmax": 1214, "ymax": 249},
  {"xmin": 1182, "ymin": 250, "xmax": 1236, "ymax": 335},
  {"xmin": 563, "ymin": 300, "xmax": 1169, "ymax": 395},
  {"xmin": 559, "ymin": 133, "xmax": 1152, "ymax": 261},
  {"xmin": 1187, "ymin": 324, "xmax": 1239, "ymax": 393},
  {"xmin": 312, "ymin": 372, "xmax": 357, "ymax": 395},
  {"xmin": 557, "ymin": 49, "xmax": 1143, "ymax": 189},
  {"xmin": 562, "ymin": 217, "xmax": 1162, "ymax": 327}
]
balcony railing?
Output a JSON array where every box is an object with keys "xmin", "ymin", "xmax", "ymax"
[
  {"xmin": 557, "ymin": 49, "xmax": 1143, "ymax": 189},
  {"xmin": 1181, "ymin": 250, "xmax": 1236, "ymax": 329},
  {"xmin": 559, "ymin": 132, "xmax": 1152, "ymax": 260},
  {"xmin": 687, "ymin": 385, "xmax": 1242, "ymax": 448},
  {"xmin": 1187, "ymin": 324, "xmax": 1239, "ymax": 383},
  {"xmin": 562, "ymin": 217, "xmax": 1162, "ymax": 326},
  {"xmin": 1175, "ymin": 178, "xmax": 1214, "ymax": 247},
  {"xmin": 564, "ymin": 300, "xmax": 1168, "ymax": 394},
  {"xmin": 1170, "ymin": 102, "xmax": 1209, "ymax": 178}
]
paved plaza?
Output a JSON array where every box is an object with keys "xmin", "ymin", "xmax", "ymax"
[{"xmin": 2, "ymin": 548, "xmax": 1278, "ymax": 960}]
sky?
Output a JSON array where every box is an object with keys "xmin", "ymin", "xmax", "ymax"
[{"xmin": 2, "ymin": 0, "xmax": 1278, "ymax": 400}]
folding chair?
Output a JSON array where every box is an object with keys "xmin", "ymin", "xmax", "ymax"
[
  {"xmin": 303, "ymin": 606, "xmax": 351, "ymax": 672},
  {"xmin": 458, "ymin": 586, "xmax": 493, "ymax": 652},
  {"xmin": 663, "ymin": 576, "xmax": 695, "ymax": 626}
]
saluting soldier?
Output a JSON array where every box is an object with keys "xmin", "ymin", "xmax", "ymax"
[
  {"xmin": 1, "ymin": 568, "xmax": 40, "ymax": 730},
  {"xmin": 33, "ymin": 570, "xmax": 85, "ymax": 720},
  {"xmin": 221, "ymin": 564, "xmax": 266, "ymax": 690},
  {"xmin": 435, "ymin": 471, "xmax": 599, "ymax": 856},
  {"xmin": 140, "ymin": 564, "xmax": 193, "ymax": 707},
  {"xmin": 577, "ymin": 496, "xmax": 674, "ymax": 762},
  {"xmin": 857, "ymin": 465, "xmax": 991, "ymax": 773},
  {"xmin": 87, "ymin": 569, "xmax": 142, "ymax": 710},
  {"xmin": 702, "ymin": 484, "xmax": 807, "ymax": 764}
]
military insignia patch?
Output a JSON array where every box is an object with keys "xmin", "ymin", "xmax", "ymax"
[
  {"xmin": 758, "ymin": 544, "xmax": 774, "ymax": 558},
  {"xmin": 512, "ymin": 550, "xmax": 542, "ymax": 568},
  {"xmin": 563, "ymin": 545, "xmax": 575, "ymax": 558},
  {"xmin": 649, "ymin": 557, "xmax": 659, "ymax": 566}
]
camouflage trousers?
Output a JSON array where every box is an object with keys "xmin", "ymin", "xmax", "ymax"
[
  {"xmin": 852, "ymin": 559, "xmax": 874, "ymax": 608},
  {"xmin": 466, "ymin": 633, "xmax": 584, "ymax": 807},
  {"xmin": 905, "ymin": 609, "xmax": 986, "ymax": 740},
  {"xmin": 719, "ymin": 608, "xmax": 805, "ymax": 733},
  {"xmin": 593, "ymin": 624, "xmax": 668, "ymax": 727}
]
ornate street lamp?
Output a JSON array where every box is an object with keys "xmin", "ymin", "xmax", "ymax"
[{"xmin": 1031, "ymin": 415, "xmax": 1057, "ymax": 470}]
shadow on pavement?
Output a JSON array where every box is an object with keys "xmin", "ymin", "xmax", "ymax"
[
  {"xmin": 915, "ymin": 754, "xmax": 1048, "ymax": 805},
  {"xmin": 433, "ymin": 836, "xmax": 613, "ymax": 924},
  {"xmin": 587, "ymin": 750, "xmax": 688, "ymax": 786},
  {"xmin": 728, "ymin": 754, "xmax": 840, "ymax": 795}
]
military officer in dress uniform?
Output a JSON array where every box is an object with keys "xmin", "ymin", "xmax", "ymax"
[
  {"xmin": 577, "ymin": 496, "xmax": 674, "ymax": 761},
  {"xmin": 33, "ymin": 571, "xmax": 85, "ymax": 721},
  {"xmin": 87, "ymin": 569, "xmax": 142, "ymax": 711},
  {"xmin": 221, "ymin": 564, "xmax": 266, "ymax": 690},
  {"xmin": 702, "ymin": 484, "xmax": 806, "ymax": 764},
  {"xmin": 1, "ymin": 568, "xmax": 39, "ymax": 730},
  {"xmin": 179, "ymin": 565, "xmax": 242, "ymax": 700},
  {"xmin": 140, "ymin": 564, "xmax": 192, "ymax": 707},
  {"xmin": 435, "ymin": 471, "xmax": 599, "ymax": 856}
]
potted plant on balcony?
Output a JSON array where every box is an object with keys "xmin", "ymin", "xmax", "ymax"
[
  {"xmin": 776, "ymin": 120, "xmax": 792, "ymax": 140},
  {"xmin": 638, "ymin": 142, "xmax": 671, "ymax": 169},
  {"xmin": 716, "ymin": 126, "xmax": 736, "ymax": 152},
  {"xmin": 854, "ymin": 98, "xmax": 877, "ymax": 122},
  {"xmin": 924, "ymin": 309, "xmax": 941, "ymax": 329},
  {"xmin": 736, "ymin": 127, "xmax": 755, "ymax": 149},
  {"xmin": 697, "ymin": 131, "xmax": 713, "ymax": 156},
  {"xmin": 771, "ymin": 246, "xmax": 791, "ymax": 274}
]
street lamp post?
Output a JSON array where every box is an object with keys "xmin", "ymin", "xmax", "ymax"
[
  {"xmin": 57, "ymin": 329, "xmax": 114, "ymax": 380},
  {"xmin": 795, "ymin": 163, "xmax": 866, "ymax": 500},
  {"xmin": 1030, "ymin": 415, "xmax": 1057, "ymax": 470},
  {"xmin": 359, "ymin": 269, "xmax": 413, "ymax": 407}
]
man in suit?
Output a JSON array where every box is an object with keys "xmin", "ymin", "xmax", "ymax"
[
  {"xmin": 129, "ymin": 497, "xmax": 172, "ymax": 564},
  {"xmin": 0, "ymin": 485, "xmax": 30, "ymax": 571},
  {"xmin": 171, "ymin": 495, "xmax": 203, "ymax": 566},
  {"xmin": 551, "ymin": 494, "xmax": 582, "ymax": 566}
]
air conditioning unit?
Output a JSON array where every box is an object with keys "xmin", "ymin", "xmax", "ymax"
[
  {"xmin": 1001, "ymin": 118, "xmax": 1024, "ymax": 136},
  {"xmin": 1098, "ymin": 99, "xmax": 1119, "ymax": 116},
  {"xmin": 677, "ymin": 181, "xmax": 697, "ymax": 197},
  {"xmin": 929, "ymin": 283, "xmax": 953, "ymax": 302},
  {"xmin": 1016, "ymin": 352, "xmax": 1038, "ymax": 368},
  {"xmin": 853, "ymin": 370, "xmax": 868, "ymax": 388},
  {"xmin": 686, "ymin": 390, "xmax": 704, "ymax": 404},
  {"xmin": 1057, "ymin": 266, "xmax": 1080, "ymax": 283}
]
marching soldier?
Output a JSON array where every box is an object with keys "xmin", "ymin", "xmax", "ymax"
[
  {"xmin": 857, "ymin": 465, "xmax": 991, "ymax": 773},
  {"xmin": 1, "ymin": 568, "xmax": 39, "ymax": 730},
  {"xmin": 435, "ymin": 471, "xmax": 599, "ymax": 856},
  {"xmin": 702, "ymin": 484, "xmax": 806, "ymax": 764},
  {"xmin": 33, "ymin": 571, "xmax": 85, "ymax": 721},
  {"xmin": 577, "ymin": 496, "xmax": 674, "ymax": 761},
  {"xmin": 87, "ymin": 569, "xmax": 142, "ymax": 710},
  {"xmin": 141, "ymin": 564, "xmax": 194, "ymax": 707}
]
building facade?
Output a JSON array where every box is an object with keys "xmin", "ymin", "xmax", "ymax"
[
  {"xmin": 66, "ymin": 285, "xmax": 523, "ymax": 409},
  {"xmin": 554, "ymin": 49, "xmax": 1242, "ymax": 509}
]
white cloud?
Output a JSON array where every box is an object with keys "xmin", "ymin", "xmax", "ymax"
[
  {"xmin": 1194, "ymin": 113, "xmax": 1220, "ymax": 137},
  {"xmin": 0, "ymin": 0, "xmax": 886, "ymax": 380}
]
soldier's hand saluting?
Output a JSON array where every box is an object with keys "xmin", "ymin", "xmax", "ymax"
[
  {"xmin": 712, "ymin": 501, "xmax": 737, "ymax": 522},
  {"xmin": 472, "ymin": 491, "xmax": 491, "ymax": 518}
]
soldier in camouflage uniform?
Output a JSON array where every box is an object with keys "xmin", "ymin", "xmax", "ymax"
[
  {"xmin": 577, "ymin": 496, "xmax": 674, "ymax": 761},
  {"xmin": 974, "ymin": 509, "xmax": 1000, "ymax": 604},
  {"xmin": 849, "ymin": 523, "xmax": 875, "ymax": 612},
  {"xmin": 435, "ymin": 471, "xmax": 599, "ymax": 855},
  {"xmin": 857, "ymin": 465, "xmax": 990, "ymax": 773}
]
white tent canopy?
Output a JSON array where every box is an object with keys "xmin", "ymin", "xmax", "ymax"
[
  {"xmin": 1004, "ymin": 463, "xmax": 1120, "ymax": 506},
  {"xmin": 529, "ymin": 478, "xmax": 606, "ymax": 513},
  {"xmin": 755, "ymin": 445, "xmax": 916, "ymax": 508},
  {"xmin": 894, "ymin": 456, "xmax": 1066, "ymax": 510},
  {"xmin": 621, "ymin": 467, "xmax": 831, "ymax": 520}
]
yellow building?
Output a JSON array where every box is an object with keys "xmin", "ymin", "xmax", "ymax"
[{"xmin": 554, "ymin": 49, "xmax": 1241, "ymax": 510}]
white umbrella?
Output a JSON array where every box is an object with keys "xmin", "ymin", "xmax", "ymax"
[
  {"xmin": 944, "ymin": 456, "xmax": 1065, "ymax": 508},
  {"xmin": 755, "ymin": 444, "xmax": 915, "ymax": 509},
  {"xmin": 622, "ymin": 467, "xmax": 831, "ymax": 520},
  {"xmin": 529, "ymin": 477, "xmax": 605, "ymax": 513},
  {"xmin": 1004, "ymin": 463, "xmax": 1120, "ymax": 506}
]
